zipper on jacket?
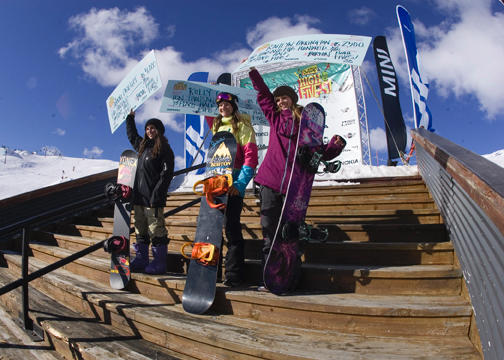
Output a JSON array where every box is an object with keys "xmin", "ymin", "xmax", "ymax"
[{"xmin": 279, "ymin": 116, "xmax": 296, "ymax": 193}]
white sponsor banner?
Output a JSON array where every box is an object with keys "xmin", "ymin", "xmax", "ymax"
[
  {"xmin": 106, "ymin": 50, "xmax": 163, "ymax": 133},
  {"xmin": 234, "ymin": 34, "xmax": 371, "ymax": 72},
  {"xmin": 238, "ymin": 63, "xmax": 362, "ymax": 167}
]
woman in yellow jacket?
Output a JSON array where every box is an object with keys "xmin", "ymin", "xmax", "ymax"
[{"xmin": 206, "ymin": 92, "xmax": 258, "ymax": 287}]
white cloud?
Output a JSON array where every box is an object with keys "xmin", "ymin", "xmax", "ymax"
[
  {"xmin": 246, "ymin": 15, "xmax": 321, "ymax": 48},
  {"xmin": 175, "ymin": 155, "xmax": 185, "ymax": 169},
  {"xmin": 53, "ymin": 128, "xmax": 66, "ymax": 136},
  {"xmin": 59, "ymin": 7, "xmax": 159, "ymax": 87},
  {"xmin": 369, "ymin": 127, "xmax": 387, "ymax": 152},
  {"xmin": 348, "ymin": 7, "xmax": 376, "ymax": 26},
  {"xmin": 59, "ymin": 8, "xmax": 324, "ymax": 132},
  {"xmin": 83, "ymin": 146, "xmax": 104, "ymax": 158},
  {"xmin": 387, "ymin": 0, "xmax": 504, "ymax": 119}
]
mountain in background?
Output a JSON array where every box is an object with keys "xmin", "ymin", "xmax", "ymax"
[{"xmin": 1, "ymin": 147, "xmax": 502, "ymax": 201}]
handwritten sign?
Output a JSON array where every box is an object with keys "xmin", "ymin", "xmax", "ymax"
[
  {"xmin": 234, "ymin": 34, "xmax": 371, "ymax": 72},
  {"xmin": 106, "ymin": 50, "xmax": 162, "ymax": 133},
  {"xmin": 159, "ymin": 80, "xmax": 267, "ymax": 126}
]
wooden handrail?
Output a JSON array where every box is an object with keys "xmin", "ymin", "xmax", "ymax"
[{"xmin": 412, "ymin": 128, "xmax": 504, "ymax": 235}]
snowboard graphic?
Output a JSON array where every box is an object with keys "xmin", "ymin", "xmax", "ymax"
[
  {"xmin": 182, "ymin": 131, "xmax": 237, "ymax": 314},
  {"xmin": 263, "ymin": 103, "xmax": 326, "ymax": 295},
  {"xmin": 104, "ymin": 149, "xmax": 137, "ymax": 290}
]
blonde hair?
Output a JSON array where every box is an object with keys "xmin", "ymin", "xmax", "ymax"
[{"xmin": 276, "ymin": 102, "xmax": 304, "ymax": 122}]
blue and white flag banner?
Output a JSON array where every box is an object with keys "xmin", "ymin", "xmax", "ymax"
[
  {"xmin": 185, "ymin": 72, "xmax": 209, "ymax": 174},
  {"xmin": 397, "ymin": 5, "xmax": 433, "ymax": 130},
  {"xmin": 160, "ymin": 80, "xmax": 267, "ymax": 126},
  {"xmin": 106, "ymin": 50, "xmax": 163, "ymax": 133},
  {"xmin": 234, "ymin": 34, "xmax": 371, "ymax": 72}
]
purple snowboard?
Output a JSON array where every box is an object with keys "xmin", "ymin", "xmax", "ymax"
[{"xmin": 263, "ymin": 102, "xmax": 325, "ymax": 295}]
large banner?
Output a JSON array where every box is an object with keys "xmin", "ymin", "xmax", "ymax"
[
  {"xmin": 397, "ymin": 5, "xmax": 433, "ymax": 130},
  {"xmin": 159, "ymin": 80, "xmax": 267, "ymax": 125},
  {"xmin": 106, "ymin": 50, "xmax": 163, "ymax": 133},
  {"xmin": 234, "ymin": 34, "xmax": 371, "ymax": 72},
  {"xmin": 373, "ymin": 36, "xmax": 407, "ymax": 161},
  {"xmin": 185, "ymin": 72, "xmax": 209, "ymax": 175},
  {"xmin": 238, "ymin": 63, "xmax": 362, "ymax": 167}
]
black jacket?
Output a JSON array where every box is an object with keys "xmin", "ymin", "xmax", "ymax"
[{"xmin": 126, "ymin": 114, "xmax": 174, "ymax": 208}]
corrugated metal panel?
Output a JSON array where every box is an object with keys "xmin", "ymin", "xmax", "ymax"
[{"xmin": 417, "ymin": 145, "xmax": 504, "ymax": 359}]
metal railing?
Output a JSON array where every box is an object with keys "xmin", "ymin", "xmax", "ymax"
[
  {"xmin": 412, "ymin": 128, "xmax": 504, "ymax": 359},
  {"xmin": 0, "ymin": 162, "xmax": 206, "ymax": 337}
]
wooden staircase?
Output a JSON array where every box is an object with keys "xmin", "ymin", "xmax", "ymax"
[{"xmin": 0, "ymin": 175, "xmax": 482, "ymax": 359}]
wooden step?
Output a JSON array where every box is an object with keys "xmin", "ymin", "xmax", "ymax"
[
  {"xmin": 218, "ymin": 290, "xmax": 472, "ymax": 337},
  {"xmin": 241, "ymin": 260, "xmax": 463, "ymax": 295},
  {"xmin": 0, "ymin": 265, "xmax": 193, "ymax": 360},
  {"xmin": 0, "ymin": 305, "xmax": 64, "ymax": 360},
  {"xmin": 0, "ymin": 253, "xmax": 480, "ymax": 359},
  {"xmin": 165, "ymin": 196, "xmax": 436, "ymax": 214},
  {"xmin": 23, "ymin": 241, "xmax": 462, "ymax": 297},
  {"xmin": 303, "ymin": 241, "xmax": 454, "ymax": 266}
]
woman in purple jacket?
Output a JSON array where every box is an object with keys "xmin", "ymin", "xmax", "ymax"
[{"xmin": 248, "ymin": 67, "xmax": 346, "ymax": 290}]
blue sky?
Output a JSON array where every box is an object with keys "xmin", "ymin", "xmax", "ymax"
[{"xmin": 1, "ymin": 0, "xmax": 503, "ymax": 168}]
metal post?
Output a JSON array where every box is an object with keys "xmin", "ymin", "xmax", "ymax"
[{"xmin": 21, "ymin": 227, "xmax": 33, "ymax": 330}]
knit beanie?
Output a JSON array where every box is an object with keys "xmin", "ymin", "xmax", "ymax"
[
  {"xmin": 273, "ymin": 85, "xmax": 298, "ymax": 104},
  {"xmin": 216, "ymin": 92, "xmax": 238, "ymax": 113},
  {"xmin": 145, "ymin": 118, "xmax": 165, "ymax": 135}
]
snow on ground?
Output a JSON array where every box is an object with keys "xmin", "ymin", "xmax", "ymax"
[
  {"xmin": 0, "ymin": 150, "xmax": 117, "ymax": 200},
  {"xmin": 483, "ymin": 149, "xmax": 504, "ymax": 168},
  {"xmin": 1, "ymin": 147, "xmax": 503, "ymax": 200}
]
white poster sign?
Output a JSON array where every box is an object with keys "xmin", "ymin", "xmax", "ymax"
[
  {"xmin": 234, "ymin": 34, "xmax": 371, "ymax": 72},
  {"xmin": 106, "ymin": 50, "xmax": 162, "ymax": 133},
  {"xmin": 159, "ymin": 80, "xmax": 267, "ymax": 126}
]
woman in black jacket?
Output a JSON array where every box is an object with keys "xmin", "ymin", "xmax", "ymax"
[{"xmin": 126, "ymin": 110, "xmax": 174, "ymax": 274}]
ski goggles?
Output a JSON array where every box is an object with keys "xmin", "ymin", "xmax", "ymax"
[{"xmin": 216, "ymin": 92, "xmax": 238, "ymax": 104}]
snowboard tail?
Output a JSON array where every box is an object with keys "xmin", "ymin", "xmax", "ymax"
[
  {"xmin": 182, "ymin": 131, "xmax": 237, "ymax": 314},
  {"xmin": 106, "ymin": 149, "xmax": 137, "ymax": 290}
]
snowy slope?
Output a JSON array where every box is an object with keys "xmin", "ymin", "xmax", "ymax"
[
  {"xmin": 0, "ymin": 150, "xmax": 118, "ymax": 199},
  {"xmin": 1, "ymin": 148, "xmax": 503, "ymax": 200}
]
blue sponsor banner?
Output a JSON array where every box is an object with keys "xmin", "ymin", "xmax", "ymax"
[
  {"xmin": 160, "ymin": 80, "xmax": 266, "ymax": 125},
  {"xmin": 397, "ymin": 5, "xmax": 433, "ymax": 130},
  {"xmin": 185, "ymin": 72, "xmax": 208, "ymax": 174}
]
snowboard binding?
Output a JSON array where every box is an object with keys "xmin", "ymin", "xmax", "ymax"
[
  {"xmin": 104, "ymin": 235, "xmax": 128, "ymax": 254},
  {"xmin": 193, "ymin": 174, "xmax": 233, "ymax": 210},
  {"xmin": 297, "ymin": 146, "xmax": 342, "ymax": 174},
  {"xmin": 297, "ymin": 146, "xmax": 323, "ymax": 174},
  {"xmin": 105, "ymin": 182, "xmax": 132, "ymax": 202},
  {"xmin": 181, "ymin": 242, "xmax": 220, "ymax": 266},
  {"xmin": 282, "ymin": 221, "xmax": 329, "ymax": 243}
]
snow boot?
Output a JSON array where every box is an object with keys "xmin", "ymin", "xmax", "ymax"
[
  {"xmin": 130, "ymin": 243, "xmax": 149, "ymax": 272},
  {"xmin": 145, "ymin": 244, "xmax": 167, "ymax": 275}
]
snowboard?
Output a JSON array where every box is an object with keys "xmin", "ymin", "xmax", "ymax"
[
  {"xmin": 105, "ymin": 149, "xmax": 137, "ymax": 290},
  {"xmin": 263, "ymin": 102, "xmax": 326, "ymax": 295},
  {"xmin": 182, "ymin": 131, "xmax": 237, "ymax": 314}
]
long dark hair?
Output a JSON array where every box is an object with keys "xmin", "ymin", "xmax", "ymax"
[{"xmin": 138, "ymin": 134, "xmax": 168, "ymax": 158}]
